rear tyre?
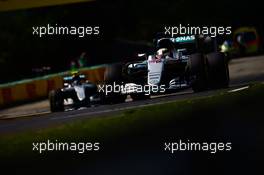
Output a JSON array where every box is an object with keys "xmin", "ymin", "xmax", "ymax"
[
  {"xmin": 188, "ymin": 53, "xmax": 208, "ymax": 92},
  {"xmin": 103, "ymin": 63, "xmax": 127, "ymax": 103},
  {"xmin": 206, "ymin": 52, "xmax": 229, "ymax": 88},
  {"xmin": 49, "ymin": 90, "xmax": 64, "ymax": 112}
]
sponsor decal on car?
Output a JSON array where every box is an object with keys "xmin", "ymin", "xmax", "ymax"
[{"xmin": 171, "ymin": 35, "xmax": 195, "ymax": 43}]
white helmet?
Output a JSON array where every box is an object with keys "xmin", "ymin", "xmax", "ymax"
[{"xmin": 157, "ymin": 48, "xmax": 169, "ymax": 57}]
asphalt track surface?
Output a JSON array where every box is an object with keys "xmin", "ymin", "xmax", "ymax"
[{"xmin": 0, "ymin": 55, "xmax": 264, "ymax": 134}]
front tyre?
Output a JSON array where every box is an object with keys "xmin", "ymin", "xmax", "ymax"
[
  {"xmin": 188, "ymin": 53, "xmax": 208, "ymax": 92},
  {"xmin": 49, "ymin": 90, "xmax": 64, "ymax": 112}
]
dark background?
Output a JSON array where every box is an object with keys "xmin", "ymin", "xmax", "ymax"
[{"xmin": 0, "ymin": 0, "xmax": 263, "ymax": 83}]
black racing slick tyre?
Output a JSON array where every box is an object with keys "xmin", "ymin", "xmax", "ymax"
[
  {"xmin": 130, "ymin": 93, "xmax": 150, "ymax": 101},
  {"xmin": 188, "ymin": 53, "xmax": 208, "ymax": 92},
  {"xmin": 104, "ymin": 63, "xmax": 124, "ymax": 84},
  {"xmin": 206, "ymin": 52, "xmax": 229, "ymax": 88},
  {"xmin": 49, "ymin": 90, "xmax": 64, "ymax": 112},
  {"xmin": 103, "ymin": 63, "xmax": 127, "ymax": 103}
]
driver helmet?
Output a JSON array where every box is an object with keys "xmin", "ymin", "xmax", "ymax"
[
  {"xmin": 71, "ymin": 71, "xmax": 82, "ymax": 85},
  {"xmin": 157, "ymin": 48, "xmax": 169, "ymax": 58}
]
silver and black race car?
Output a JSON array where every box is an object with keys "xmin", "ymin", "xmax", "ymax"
[
  {"xmin": 49, "ymin": 73, "xmax": 100, "ymax": 112},
  {"xmin": 104, "ymin": 35, "xmax": 230, "ymax": 101},
  {"xmin": 49, "ymin": 35, "xmax": 230, "ymax": 111}
]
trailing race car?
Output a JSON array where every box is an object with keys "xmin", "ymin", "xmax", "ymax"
[
  {"xmin": 104, "ymin": 34, "xmax": 230, "ymax": 102},
  {"xmin": 220, "ymin": 27, "xmax": 262, "ymax": 57},
  {"xmin": 49, "ymin": 73, "xmax": 100, "ymax": 112}
]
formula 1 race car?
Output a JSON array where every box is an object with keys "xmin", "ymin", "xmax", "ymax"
[
  {"xmin": 104, "ymin": 35, "xmax": 230, "ymax": 102},
  {"xmin": 220, "ymin": 27, "xmax": 262, "ymax": 58},
  {"xmin": 49, "ymin": 73, "xmax": 100, "ymax": 112}
]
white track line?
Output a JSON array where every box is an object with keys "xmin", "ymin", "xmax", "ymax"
[{"xmin": 228, "ymin": 86, "xmax": 249, "ymax": 93}]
